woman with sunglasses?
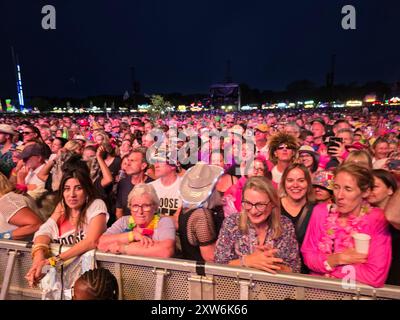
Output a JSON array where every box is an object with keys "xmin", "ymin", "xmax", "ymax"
[
  {"xmin": 215, "ymin": 176, "xmax": 301, "ymax": 273},
  {"xmin": 268, "ymin": 133, "xmax": 298, "ymax": 186},
  {"xmin": 97, "ymin": 184, "xmax": 176, "ymax": 258}
]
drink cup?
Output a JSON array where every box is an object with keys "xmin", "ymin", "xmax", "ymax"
[{"xmin": 352, "ymin": 233, "xmax": 371, "ymax": 254}]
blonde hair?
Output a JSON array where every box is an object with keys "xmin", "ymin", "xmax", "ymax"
[
  {"xmin": 344, "ymin": 150, "xmax": 373, "ymax": 169},
  {"xmin": 240, "ymin": 176, "xmax": 282, "ymax": 239},
  {"xmin": 0, "ymin": 172, "xmax": 14, "ymax": 196},
  {"xmin": 64, "ymin": 140, "xmax": 82, "ymax": 153}
]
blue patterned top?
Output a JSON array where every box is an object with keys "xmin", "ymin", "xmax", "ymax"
[
  {"xmin": 0, "ymin": 144, "xmax": 16, "ymax": 178},
  {"xmin": 214, "ymin": 213, "xmax": 301, "ymax": 272}
]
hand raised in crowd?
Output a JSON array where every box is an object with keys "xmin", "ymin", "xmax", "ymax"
[
  {"xmin": 329, "ymin": 141, "xmax": 346, "ymax": 162},
  {"xmin": 244, "ymin": 245, "xmax": 283, "ymax": 274},
  {"xmin": 96, "ymin": 145, "xmax": 106, "ymax": 159},
  {"xmin": 318, "ymin": 144, "xmax": 328, "ymax": 157},
  {"xmin": 16, "ymin": 165, "xmax": 29, "ymax": 184}
]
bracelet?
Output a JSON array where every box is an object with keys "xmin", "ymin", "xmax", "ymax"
[
  {"xmin": 48, "ymin": 255, "xmax": 63, "ymax": 268},
  {"xmin": 0, "ymin": 231, "xmax": 12, "ymax": 240},
  {"xmin": 31, "ymin": 244, "xmax": 49, "ymax": 259},
  {"xmin": 16, "ymin": 184, "xmax": 28, "ymax": 192},
  {"xmin": 128, "ymin": 231, "xmax": 134, "ymax": 243}
]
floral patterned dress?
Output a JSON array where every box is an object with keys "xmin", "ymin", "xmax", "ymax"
[{"xmin": 214, "ymin": 213, "xmax": 301, "ymax": 272}]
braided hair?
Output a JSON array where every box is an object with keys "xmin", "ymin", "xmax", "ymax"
[{"xmin": 78, "ymin": 268, "xmax": 119, "ymax": 300}]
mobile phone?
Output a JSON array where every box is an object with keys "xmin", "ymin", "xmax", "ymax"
[
  {"xmin": 327, "ymin": 137, "xmax": 343, "ymax": 154},
  {"xmin": 388, "ymin": 160, "xmax": 400, "ymax": 171}
]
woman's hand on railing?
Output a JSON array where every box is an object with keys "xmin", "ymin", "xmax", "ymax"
[
  {"xmin": 244, "ymin": 246, "xmax": 283, "ymax": 274},
  {"xmin": 25, "ymin": 258, "xmax": 49, "ymax": 288}
]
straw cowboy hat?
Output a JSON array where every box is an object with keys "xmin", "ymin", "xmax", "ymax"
[
  {"xmin": 179, "ymin": 162, "xmax": 224, "ymax": 205},
  {"xmin": 0, "ymin": 124, "xmax": 17, "ymax": 136}
]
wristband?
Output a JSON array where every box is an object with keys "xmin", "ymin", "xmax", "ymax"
[
  {"xmin": 48, "ymin": 255, "xmax": 63, "ymax": 268},
  {"xmin": 16, "ymin": 184, "xmax": 28, "ymax": 192},
  {"xmin": 0, "ymin": 231, "xmax": 12, "ymax": 240},
  {"xmin": 128, "ymin": 231, "xmax": 134, "ymax": 243},
  {"xmin": 324, "ymin": 260, "xmax": 333, "ymax": 272}
]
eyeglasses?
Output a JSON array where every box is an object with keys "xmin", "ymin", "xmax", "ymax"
[
  {"xmin": 253, "ymin": 167, "xmax": 265, "ymax": 172},
  {"xmin": 299, "ymin": 154, "xmax": 312, "ymax": 158},
  {"xmin": 242, "ymin": 200, "xmax": 271, "ymax": 212},
  {"xmin": 131, "ymin": 204, "xmax": 153, "ymax": 212},
  {"xmin": 22, "ymin": 131, "xmax": 34, "ymax": 135}
]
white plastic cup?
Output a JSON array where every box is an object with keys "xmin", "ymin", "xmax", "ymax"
[{"xmin": 352, "ymin": 233, "xmax": 371, "ymax": 254}]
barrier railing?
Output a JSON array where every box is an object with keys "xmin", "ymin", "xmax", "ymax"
[{"xmin": 1, "ymin": 240, "xmax": 399, "ymax": 300}]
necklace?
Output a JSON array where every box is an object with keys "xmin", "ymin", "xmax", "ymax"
[
  {"xmin": 126, "ymin": 215, "xmax": 160, "ymax": 237},
  {"xmin": 318, "ymin": 203, "xmax": 370, "ymax": 255}
]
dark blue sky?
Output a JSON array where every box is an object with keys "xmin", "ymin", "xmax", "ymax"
[{"xmin": 0, "ymin": 0, "xmax": 399, "ymax": 98}]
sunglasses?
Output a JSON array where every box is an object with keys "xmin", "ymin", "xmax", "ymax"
[
  {"xmin": 277, "ymin": 145, "xmax": 295, "ymax": 150},
  {"xmin": 22, "ymin": 131, "xmax": 34, "ymax": 135}
]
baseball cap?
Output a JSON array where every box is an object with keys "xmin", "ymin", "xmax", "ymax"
[
  {"xmin": 255, "ymin": 124, "xmax": 269, "ymax": 133},
  {"xmin": 20, "ymin": 143, "xmax": 48, "ymax": 161}
]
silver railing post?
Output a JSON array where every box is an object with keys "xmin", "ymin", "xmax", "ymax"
[
  {"xmin": 0, "ymin": 250, "xmax": 18, "ymax": 300},
  {"xmin": 153, "ymin": 268, "xmax": 169, "ymax": 300}
]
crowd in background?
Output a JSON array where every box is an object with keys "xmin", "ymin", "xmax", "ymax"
[{"xmin": 0, "ymin": 107, "xmax": 400, "ymax": 298}]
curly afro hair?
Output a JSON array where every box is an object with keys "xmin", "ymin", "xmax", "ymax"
[{"xmin": 268, "ymin": 132, "xmax": 298, "ymax": 164}]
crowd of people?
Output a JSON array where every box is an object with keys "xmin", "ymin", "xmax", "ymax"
[{"xmin": 0, "ymin": 107, "xmax": 400, "ymax": 299}]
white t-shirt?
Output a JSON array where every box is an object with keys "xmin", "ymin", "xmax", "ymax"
[
  {"xmin": 34, "ymin": 199, "xmax": 109, "ymax": 245},
  {"xmin": 25, "ymin": 163, "xmax": 46, "ymax": 189},
  {"xmin": 0, "ymin": 192, "xmax": 29, "ymax": 233},
  {"xmin": 150, "ymin": 176, "xmax": 182, "ymax": 217},
  {"xmin": 271, "ymin": 166, "xmax": 283, "ymax": 185},
  {"xmin": 256, "ymin": 144, "xmax": 269, "ymax": 160}
]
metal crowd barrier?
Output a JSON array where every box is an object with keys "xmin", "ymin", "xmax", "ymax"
[{"xmin": 1, "ymin": 240, "xmax": 400, "ymax": 300}]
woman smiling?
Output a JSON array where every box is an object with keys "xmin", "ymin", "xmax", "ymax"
[
  {"xmin": 215, "ymin": 176, "xmax": 301, "ymax": 273},
  {"xmin": 97, "ymin": 184, "xmax": 175, "ymax": 258}
]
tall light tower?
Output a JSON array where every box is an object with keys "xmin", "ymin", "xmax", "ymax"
[{"xmin": 11, "ymin": 47, "xmax": 25, "ymax": 111}]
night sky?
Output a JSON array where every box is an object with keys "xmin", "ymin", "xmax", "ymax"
[{"xmin": 0, "ymin": 0, "xmax": 399, "ymax": 98}]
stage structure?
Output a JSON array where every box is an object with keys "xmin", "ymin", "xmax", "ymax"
[{"xmin": 210, "ymin": 83, "xmax": 241, "ymax": 111}]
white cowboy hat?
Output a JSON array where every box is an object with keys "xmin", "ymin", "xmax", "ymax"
[{"xmin": 179, "ymin": 162, "xmax": 224, "ymax": 205}]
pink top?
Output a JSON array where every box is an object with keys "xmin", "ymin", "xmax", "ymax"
[
  {"xmin": 301, "ymin": 203, "xmax": 392, "ymax": 287},
  {"xmin": 224, "ymin": 176, "xmax": 278, "ymax": 213}
]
